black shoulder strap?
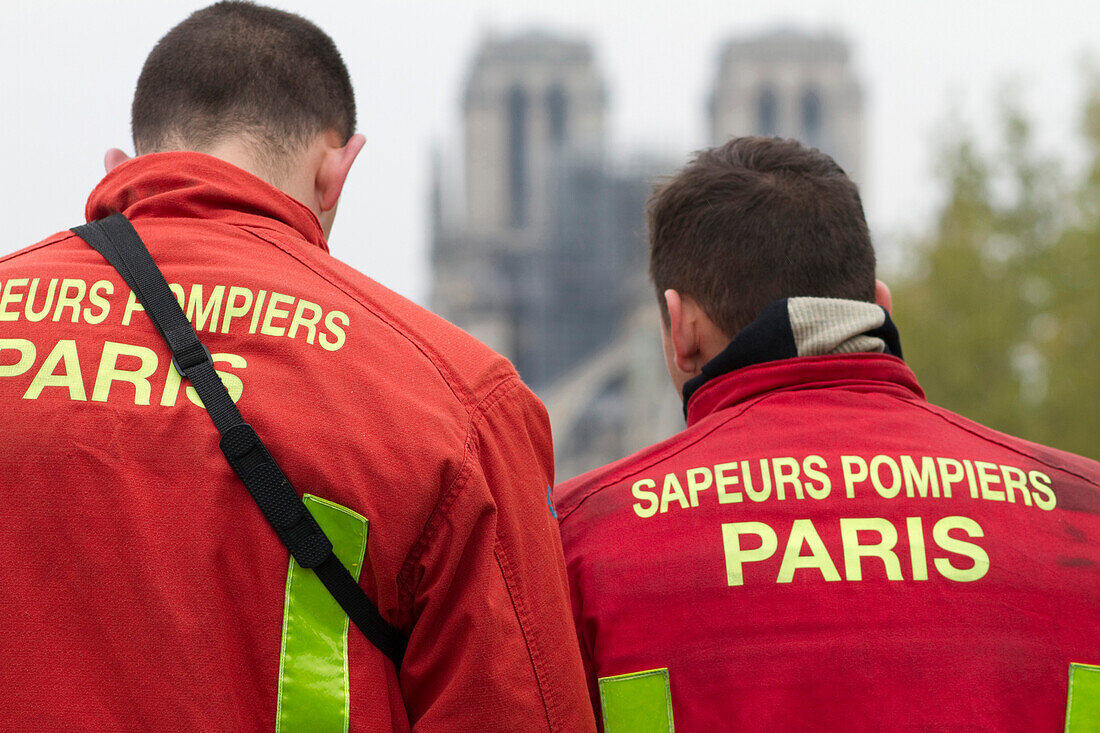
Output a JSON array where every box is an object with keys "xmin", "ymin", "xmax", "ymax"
[{"xmin": 71, "ymin": 213, "xmax": 406, "ymax": 669}]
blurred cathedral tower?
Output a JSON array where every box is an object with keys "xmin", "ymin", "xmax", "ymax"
[
  {"xmin": 432, "ymin": 33, "xmax": 616, "ymax": 375},
  {"xmin": 462, "ymin": 33, "xmax": 605, "ymax": 235},
  {"xmin": 431, "ymin": 32, "xmax": 679, "ymax": 479},
  {"xmin": 710, "ymin": 30, "xmax": 863, "ymax": 182},
  {"xmin": 432, "ymin": 30, "xmax": 863, "ymax": 480}
]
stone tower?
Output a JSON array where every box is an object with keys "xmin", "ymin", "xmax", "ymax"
[
  {"xmin": 709, "ymin": 30, "xmax": 863, "ymax": 182},
  {"xmin": 431, "ymin": 32, "xmax": 683, "ymax": 480},
  {"xmin": 432, "ymin": 33, "xmax": 610, "ymax": 366},
  {"xmin": 462, "ymin": 32, "xmax": 606, "ymax": 237}
]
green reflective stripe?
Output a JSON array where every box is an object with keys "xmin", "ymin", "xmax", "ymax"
[
  {"xmin": 598, "ymin": 667, "xmax": 674, "ymax": 733},
  {"xmin": 276, "ymin": 495, "xmax": 368, "ymax": 733},
  {"xmin": 1066, "ymin": 663, "xmax": 1100, "ymax": 732}
]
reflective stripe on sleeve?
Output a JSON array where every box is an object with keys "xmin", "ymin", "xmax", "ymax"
[
  {"xmin": 598, "ymin": 667, "xmax": 674, "ymax": 733},
  {"xmin": 1066, "ymin": 662, "xmax": 1100, "ymax": 732},
  {"xmin": 276, "ymin": 495, "xmax": 369, "ymax": 733}
]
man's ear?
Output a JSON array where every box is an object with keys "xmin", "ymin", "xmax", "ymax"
[
  {"xmin": 317, "ymin": 133, "xmax": 366, "ymax": 213},
  {"xmin": 104, "ymin": 148, "xmax": 131, "ymax": 173},
  {"xmin": 875, "ymin": 279, "xmax": 892, "ymax": 314},
  {"xmin": 665, "ymin": 289, "xmax": 704, "ymax": 376}
]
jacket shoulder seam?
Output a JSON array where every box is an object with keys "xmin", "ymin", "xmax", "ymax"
[
  {"xmin": 395, "ymin": 376, "xmax": 528, "ymax": 619},
  {"xmin": 1, "ymin": 232, "xmax": 81, "ymax": 264},
  {"xmin": 240, "ymin": 225, "xmax": 475, "ymax": 409},
  {"xmin": 888, "ymin": 395, "xmax": 1100, "ymax": 488},
  {"xmin": 557, "ymin": 393, "xmax": 773, "ymax": 524}
]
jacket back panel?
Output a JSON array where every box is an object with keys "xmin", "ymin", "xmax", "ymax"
[
  {"xmin": 557, "ymin": 356, "xmax": 1100, "ymax": 732},
  {"xmin": 0, "ymin": 156, "xmax": 588, "ymax": 731}
]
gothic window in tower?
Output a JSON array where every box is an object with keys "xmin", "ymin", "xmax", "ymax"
[
  {"xmin": 757, "ymin": 86, "xmax": 778, "ymax": 136},
  {"xmin": 548, "ymin": 85, "xmax": 568, "ymax": 146},
  {"xmin": 507, "ymin": 84, "xmax": 529, "ymax": 228},
  {"xmin": 802, "ymin": 88, "xmax": 823, "ymax": 147}
]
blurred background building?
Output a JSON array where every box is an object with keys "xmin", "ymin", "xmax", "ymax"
[
  {"xmin": 710, "ymin": 30, "xmax": 863, "ymax": 182},
  {"xmin": 432, "ymin": 29, "xmax": 863, "ymax": 480}
]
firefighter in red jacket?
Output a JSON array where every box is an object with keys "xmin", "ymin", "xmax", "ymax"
[
  {"xmin": 555, "ymin": 137, "xmax": 1100, "ymax": 732},
  {"xmin": 0, "ymin": 3, "xmax": 594, "ymax": 731}
]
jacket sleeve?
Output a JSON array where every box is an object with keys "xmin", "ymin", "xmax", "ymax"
[
  {"xmin": 399, "ymin": 377, "xmax": 597, "ymax": 732},
  {"xmin": 562, "ymin": 519, "xmax": 605, "ymax": 730}
]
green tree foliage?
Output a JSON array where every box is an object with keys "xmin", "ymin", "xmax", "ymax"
[{"xmin": 893, "ymin": 77, "xmax": 1100, "ymax": 459}]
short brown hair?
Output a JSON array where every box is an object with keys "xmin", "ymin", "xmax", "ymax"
[
  {"xmin": 648, "ymin": 136, "xmax": 876, "ymax": 337},
  {"xmin": 132, "ymin": 2, "xmax": 355, "ymax": 160}
]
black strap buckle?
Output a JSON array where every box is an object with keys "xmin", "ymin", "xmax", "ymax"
[{"xmin": 172, "ymin": 340, "xmax": 212, "ymax": 375}]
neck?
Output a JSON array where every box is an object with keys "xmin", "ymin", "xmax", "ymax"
[
  {"xmin": 159, "ymin": 139, "xmax": 323, "ymax": 227},
  {"xmin": 199, "ymin": 139, "xmax": 289, "ymax": 190},
  {"xmin": 681, "ymin": 298, "xmax": 902, "ymax": 412}
]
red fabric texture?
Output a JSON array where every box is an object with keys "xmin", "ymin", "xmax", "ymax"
[
  {"xmin": 556, "ymin": 352, "xmax": 1100, "ymax": 732},
  {"xmin": 0, "ymin": 152, "xmax": 595, "ymax": 732}
]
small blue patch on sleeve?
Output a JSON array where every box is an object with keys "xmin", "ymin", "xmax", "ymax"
[{"xmin": 546, "ymin": 485, "xmax": 558, "ymax": 519}]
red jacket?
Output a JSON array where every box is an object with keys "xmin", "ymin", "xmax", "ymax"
[
  {"xmin": 0, "ymin": 152, "xmax": 595, "ymax": 732},
  {"xmin": 556, "ymin": 310, "xmax": 1100, "ymax": 731}
]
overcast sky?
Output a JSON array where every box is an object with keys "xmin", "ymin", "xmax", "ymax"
[{"xmin": 2, "ymin": 0, "xmax": 1097, "ymax": 303}]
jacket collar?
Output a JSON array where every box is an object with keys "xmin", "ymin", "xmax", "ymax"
[
  {"xmin": 85, "ymin": 152, "xmax": 328, "ymax": 252},
  {"xmin": 684, "ymin": 297, "xmax": 920, "ymax": 426}
]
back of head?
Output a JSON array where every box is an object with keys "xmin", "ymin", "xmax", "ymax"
[
  {"xmin": 132, "ymin": 1, "xmax": 355, "ymax": 173},
  {"xmin": 648, "ymin": 136, "xmax": 876, "ymax": 338}
]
